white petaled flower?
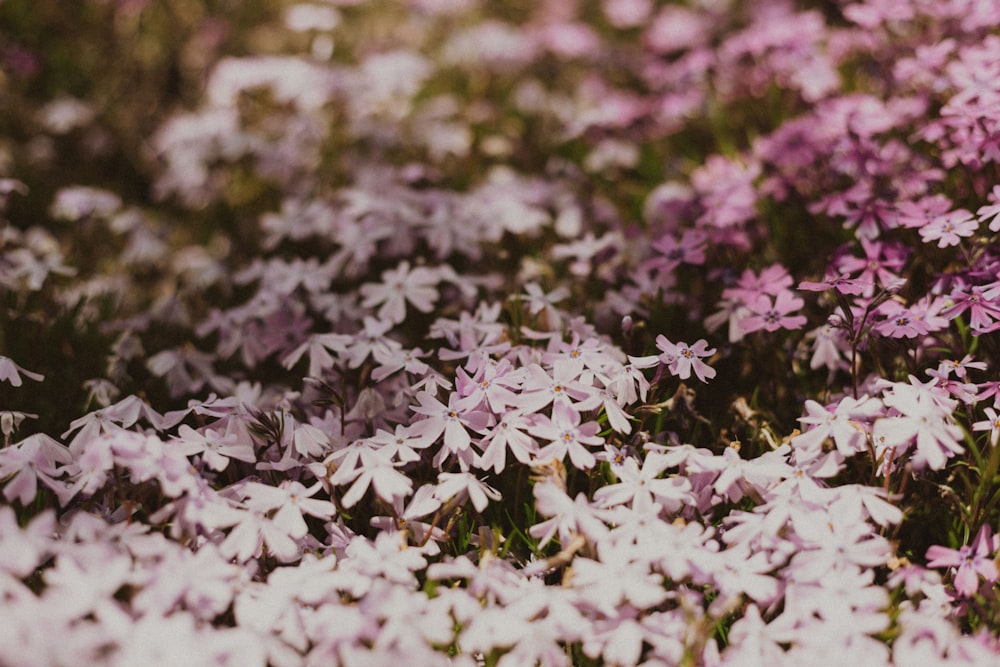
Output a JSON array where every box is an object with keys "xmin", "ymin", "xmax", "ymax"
[
  {"xmin": 360, "ymin": 261, "xmax": 441, "ymax": 325},
  {"xmin": 0, "ymin": 357, "xmax": 44, "ymax": 387},
  {"xmin": 655, "ymin": 336, "xmax": 716, "ymax": 382}
]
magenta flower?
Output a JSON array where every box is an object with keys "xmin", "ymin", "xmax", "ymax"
[
  {"xmin": 874, "ymin": 301, "xmax": 930, "ymax": 339},
  {"xmin": 834, "ymin": 237, "xmax": 908, "ymax": 294},
  {"xmin": 723, "ymin": 264, "xmax": 795, "ymax": 303},
  {"xmin": 926, "ymin": 525, "xmax": 999, "ymax": 597},
  {"xmin": 942, "ymin": 284, "xmax": 1000, "ymax": 333}
]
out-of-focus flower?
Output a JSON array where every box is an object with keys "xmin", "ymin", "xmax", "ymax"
[
  {"xmin": 977, "ymin": 184, "xmax": 1000, "ymax": 231},
  {"xmin": 0, "ymin": 356, "xmax": 44, "ymax": 386},
  {"xmin": 49, "ymin": 186, "xmax": 121, "ymax": 221},
  {"xmin": 926, "ymin": 525, "xmax": 999, "ymax": 597},
  {"xmin": 741, "ymin": 290, "xmax": 807, "ymax": 333},
  {"xmin": 360, "ymin": 261, "xmax": 441, "ymax": 325}
]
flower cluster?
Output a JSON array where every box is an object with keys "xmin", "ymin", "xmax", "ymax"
[{"xmin": 2, "ymin": 0, "xmax": 1000, "ymax": 664}]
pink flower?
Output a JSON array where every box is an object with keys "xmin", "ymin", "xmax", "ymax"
[
  {"xmin": 973, "ymin": 407, "xmax": 1000, "ymax": 447},
  {"xmin": 918, "ymin": 209, "xmax": 978, "ymax": 247},
  {"xmin": 174, "ymin": 424, "xmax": 256, "ymax": 471},
  {"xmin": 529, "ymin": 401, "xmax": 604, "ymax": 470},
  {"xmin": 337, "ymin": 452, "xmax": 413, "ymax": 509},
  {"xmin": 785, "ymin": 499, "xmax": 894, "ymax": 583},
  {"xmin": 343, "ymin": 316, "xmax": 400, "ymax": 369},
  {"xmin": 805, "ymin": 323, "xmax": 849, "ymax": 372},
  {"xmin": 529, "ymin": 480, "xmax": 609, "ymax": 549},
  {"xmin": 655, "ymin": 335, "xmax": 716, "ymax": 382},
  {"xmin": 0, "ymin": 507, "xmax": 54, "ymax": 577},
  {"xmin": 456, "ymin": 607, "xmax": 533, "ymax": 656},
  {"xmin": 342, "ymin": 532, "xmax": 428, "ymax": 587},
  {"xmin": 474, "ymin": 409, "xmax": 538, "ymax": 474},
  {"xmin": 454, "ymin": 358, "xmax": 521, "ymax": 413},
  {"xmin": 793, "ymin": 396, "xmax": 880, "ymax": 457},
  {"xmin": 572, "ymin": 543, "xmax": 669, "ymax": 614},
  {"xmin": 929, "ymin": 354, "xmax": 988, "ymax": 381},
  {"xmin": 515, "ymin": 358, "xmax": 600, "ymax": 414},
  {"xmin": 874, "ymin": 300, "xmax": 929, "ymax": 339},
  {"xmin": 646, "ymin": 229, "xmax": 707, "ymax": 274},
  {"xmin": 592, "ymin": 453, "xmax": 691, "ymax": 513},
  {"xmin": 365, "ymin": 424, "xmax": 433, "ymax": 464},
  {"xmin": 281, "ymin": 332, "xmax": 351, "ymax": 378},
  {"xmin": 371, "ymin": 344, "xmax": 430, "ymax": 382},
  {"xmin": 410, "ymin": 391, "xmax": 490, "ymax": 471},
  {"xmin": 242, "ymin": 480, "xmax": 336, "ymax": 532},
  {"xmin": 434, "ymin": 471, "xmax": 501, "ymax": 513},
  {"xmin": 0, "ymin": 433, "xmax": 72, "ymax": 505},
  {"xmin": 594, "ymin": 383, "xmax": 634, "ymax": 434},
  {"xmin": 220, "ymin": 508, "xmax": 303, "ymax": 563},
  {"xmin": 359, "ymin": 260, "xmax": 441, "ymax": 324},
  {"xmin": 926, "ymin": 525, "xmax": 999, "ymax": 597},
  {"xmin": 797, "ymin": 274, "xmax": 871, "ymax": 296},
  {"xmin": 834, "ymin": 237, "xmax": 909, "ymax": 294},
  {"xmin": 369, "ymin": 485, "xmax": 445, "ymax": 548},
  {"xmin": 942, "ymin": 284, "xmax": 1000, "ymax": 333},
  {"xmin": 541, "ymin": 333, "xmax": 621, "ymax": 374},
  {"xmin": 521, "ymin": 282, "xmax": 570, "ymax": 329},
  {"xmin": 723, "ymin": 264, "xmax": 795, "ymax": 303},
  {"xmin": 976, "ymin": 184, "xmax": 1000, "ymax": 231},
  {"xmin": 872, "ymin": 378, "xmax": 964, "ymax": 471},
  {"xmin": 740, "ymin": 290, "xmax": 807, "ymax": 333}
]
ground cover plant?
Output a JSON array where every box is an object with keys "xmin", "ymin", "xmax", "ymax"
[{"xmin": 2, "ymin": 0, "xmax": 1000, "ymax": 664}]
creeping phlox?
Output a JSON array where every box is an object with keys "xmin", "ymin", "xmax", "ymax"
[{"xmin": 2, "ymin": 0, "xmax": 1000, "ymax": 665}]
